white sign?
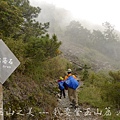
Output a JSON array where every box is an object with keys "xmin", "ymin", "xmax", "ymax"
[{"xmin": 0, "ymin": 39, "xmax": 20, "ymax": 84}]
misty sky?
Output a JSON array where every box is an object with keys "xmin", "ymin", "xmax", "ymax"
[{"xmin": 29, "ymin": 0, "xmax": 120, "ymax": 31}]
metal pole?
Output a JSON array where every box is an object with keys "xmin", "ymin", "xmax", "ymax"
[{"xmin": 0, "ymin": 83, "xmax": 3, "ymax": 120}]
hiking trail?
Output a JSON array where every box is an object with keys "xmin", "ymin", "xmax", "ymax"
[{"xmin": 53, "ymin": 80, "xmax": 102, "ymax": 120}]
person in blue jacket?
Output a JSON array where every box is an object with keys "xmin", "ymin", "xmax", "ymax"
[{"xmin": 57, "ymin": 76, "xmax": 66, "ymax": 99}]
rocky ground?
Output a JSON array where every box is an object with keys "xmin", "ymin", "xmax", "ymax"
[{"xmin": 52, "ymin": 80, "xmax": 103, "ymax": 120}]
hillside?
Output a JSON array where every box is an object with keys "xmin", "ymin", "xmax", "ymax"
[
  {"xmin": 1, "ymin": 1, "xmax": 120, "ymax": 120},
  {"xmin": 35, "ymin": 2, "xmax": 120, "ymax": 72},
  {"xmin": 60, "ymin": 39, "xmax": 118, "ymax": 72}
]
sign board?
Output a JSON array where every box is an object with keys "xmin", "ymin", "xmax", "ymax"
[{"xmin": 0, "ymin": 39, "xmax": 20, "ymax": 84}]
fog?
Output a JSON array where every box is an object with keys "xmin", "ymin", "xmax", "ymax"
[
  {"xmin": 29, "ymin": 0, "xmax": 120, "ymax": 70},
  {"xmin": 29, "ymin": 1, "xmax": 107, "ymax": 33},
  {"xmin": 29, "ymin": 0, "xmax": 120, "ymax": 31}
]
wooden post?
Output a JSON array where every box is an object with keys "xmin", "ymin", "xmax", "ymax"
[{"xmin": 0, "ymin": 83, "xmax": 3, "ymax": 120}]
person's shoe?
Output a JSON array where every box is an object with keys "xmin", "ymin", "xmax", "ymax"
[
  {"xmin": 72, "ymin": 100, "xmax": 76, "ymax": 106},
  {"xmin": 69, "ymin": 103, "xmax": 73, "ymax": 108},
  {"xmin": 74, "ymin": 105, "xmax": 79, "ymax": 109}
]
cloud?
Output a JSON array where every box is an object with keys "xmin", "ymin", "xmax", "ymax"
[{"xmin": 29, "ymin": 0, "xmax": 120, "ymax": 31}]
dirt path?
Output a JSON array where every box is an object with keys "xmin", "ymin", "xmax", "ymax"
[{"xmin": 53, "ymin": 80, "xmax": 102, "ymax": 120}]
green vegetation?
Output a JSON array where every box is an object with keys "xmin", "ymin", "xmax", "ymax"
[
  {"xmin": 3, "ymin": 56, "xmax": 70, "ymax": 120},
  {"xmin": 0, "ymin": 0, "xmax": 63, "ymax": 119},
  {"xmin": 78, "ymin": 70, "xmax": 120, "ymax": 120},
  {"xmin": 1, "ymin": 0, "xmax": 120, "ymax": 120}
]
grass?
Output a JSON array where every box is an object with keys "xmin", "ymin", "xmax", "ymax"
[
  {"xmin": 78, "ymin": 85, "xmax": 106, "ymax": 108},
  {"xmin": 78, "ymin": 70, "xmax": 120, "ymax": 120}
]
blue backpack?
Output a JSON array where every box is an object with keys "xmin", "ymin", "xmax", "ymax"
[
  {"xmin": 64, "ymin": 76, "xmax": 79, "ymax": 90},
  {"xmin": 58, "ymin": 81, "xmax": 65, "ymax": 90}
]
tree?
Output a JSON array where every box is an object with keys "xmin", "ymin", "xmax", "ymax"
[
  {"xmin": 13, "ymin": 0, "xmax": 49, "ymax": 41},
  {"xmin": 102, "ymin": 22, "xmax": 118, "ymax": 42},
  {"xmin": 102, "ymin": 22, "xmax": 120, "ymax": 59},
  {"xmin": 91, "ymin": 30, "xmax": 105, "ymax": 44},
  {"xmin": 0, "ymin": 0, "xmax": 23, "ymax": 38},
  {"xmin": 25, "ymin": 34, "xmax": 61, "ymax": 62},
  {"xmin": 65, "ymin": 20, "xmax": 91, "ymax": 45},
  {"xmin": 90, "ymin": 30, "xmax": 106, "ymax": 53},
  {"xmin": 109, "ymin": 71, "xmax": 120, "ymax": 83},
  {"xmin": 0, "ymin": 0, "xmax": 49, "ymax": 41},
  {"xmin": 65, "ymin": 21, "xmax": 84, "ymax": 39},
  {"xmin": 82, "ymin": 64, "xmax": 91, "ymax": 81}
]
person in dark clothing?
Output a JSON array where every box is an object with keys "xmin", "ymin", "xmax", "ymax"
[{"xmin": 57, "ymin": 77, "xmax": 66, "ymax": 99}]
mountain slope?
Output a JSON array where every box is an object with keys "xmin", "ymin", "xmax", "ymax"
[{"xmin": 60, "ymin": 39, "xmax": 119, "ymax": 71}]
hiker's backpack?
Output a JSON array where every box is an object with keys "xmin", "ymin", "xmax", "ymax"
[
  {"xmin": 64, "ymin": 76, "xmax": 79, "ymax": 90},
  {"xmin": 58, "ymin": 81, "xmax": 65, "ymax": 90}
]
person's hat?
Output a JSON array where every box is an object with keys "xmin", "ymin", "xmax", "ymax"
[
  {"xmin": 59, "ymin": 76, "xmax": 63, "ymax": 80},
  {"xmin": 67, "ymin": 68, "xmax": 72, "ymax": 72}
]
